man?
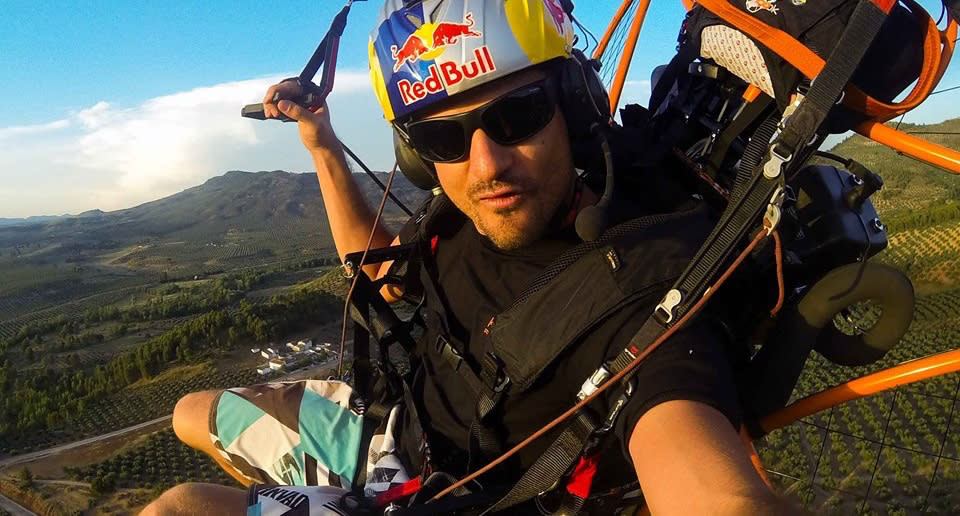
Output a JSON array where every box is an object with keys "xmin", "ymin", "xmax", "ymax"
[{"xmin": 144, "ymin": 1, "xmax": 797, "ymax": 514}]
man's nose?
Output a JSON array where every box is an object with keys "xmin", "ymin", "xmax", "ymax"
[{"xmin": 467, "ymin": 129, "xmax": 513, "ymax": 182}]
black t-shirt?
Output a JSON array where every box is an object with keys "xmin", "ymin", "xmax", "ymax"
[{"xmin": 412, "ymin": 215, "xmax": 742, "ymax": 486}]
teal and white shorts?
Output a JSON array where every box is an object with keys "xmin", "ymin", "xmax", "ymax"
[{"xmin": 208, "ymin": 380, "xmax": 412, "ymax": 515}]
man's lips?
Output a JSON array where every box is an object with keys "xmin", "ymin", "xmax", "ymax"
[
  {"xmin": 478, "ymin": 188, "xmax": 520, "ymax": 200},
  {"xmin": 477, "ymin": 189, "xmax": 524, "ymax": 208}
]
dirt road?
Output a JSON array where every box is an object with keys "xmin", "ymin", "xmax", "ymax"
[{"xmin": 0, "ymin": 416, "xmax": 173, "ymax": 471}]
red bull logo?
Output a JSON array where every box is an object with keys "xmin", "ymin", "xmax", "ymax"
[
  {"xmin": 543, "ymin": 0, "xmax": 568, "ymax": 34},
  {"xmin": 390, "ymin": 13, "xmax": 483, "ymax": 72},
  {"xmin": 396, "ymin": 46, "xmax": 496, "ymax": 106}
]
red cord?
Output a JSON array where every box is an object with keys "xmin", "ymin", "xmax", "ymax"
[{"xmin": 770, "ymin": 229, "xmax": 785, "ymax": 317}]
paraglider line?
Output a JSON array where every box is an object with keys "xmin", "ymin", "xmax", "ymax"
[{"xmin": 338, "ymin": 162, "xmax": 401, "ymax": 377}]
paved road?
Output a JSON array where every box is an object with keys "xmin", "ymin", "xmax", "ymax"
[
  {"xmin": 0, "ymin": 415, "xmax": 172, "ymax": 470},
  {"xmin": 0, "ymin": 492, "xmax": 37, "ymax": 516}
]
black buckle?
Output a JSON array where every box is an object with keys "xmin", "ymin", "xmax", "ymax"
[
  {"xmin": 435, "ymin": 335, "xmax": 463, "ymax": 372},
  {"xmin": 481, "ymin": 352, "xmax": 511, "ymax": 393},
  {"xmin": 493, "ymin": 372, "xmax": 511, "ymax": 393}
]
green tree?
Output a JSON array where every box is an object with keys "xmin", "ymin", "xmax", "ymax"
[
  {"xmin": 90, "ymin": 473, "xmax": 116, "ymax": 496},
  {"xmin": 16, "ymin": 466, "xmax": 34, "ymax": 491}
]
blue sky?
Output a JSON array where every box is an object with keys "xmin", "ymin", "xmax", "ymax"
[{"xmin": 1, "ymin": 0, "xmax": 957, "ymax": 217}]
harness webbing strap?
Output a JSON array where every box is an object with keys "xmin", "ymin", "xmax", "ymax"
[
  {"xmin": 482, "ymin": 410, "xmax": 598, "ymax": 514},
  {"xmin": 532, "ymin": 3, "xmax": 893, "ymax": 509},
  {"xmin": 706, "ymin": 95, "xmax": 774, "ymax": 177},
  {"xmin": 417, "ymin": 232, "xmax": 508, "ymax": 469},
  {"xmin": 664, "ymin": 0, "xmax": 887, "ymax": 333},
  {"xmin": 774, "ymin": 1, "xmax": 887, "ymax": 157}
]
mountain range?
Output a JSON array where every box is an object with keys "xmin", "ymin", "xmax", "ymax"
[{"xmin": 0, "ymin": 170, "xmax": 426, "ymax": 259}]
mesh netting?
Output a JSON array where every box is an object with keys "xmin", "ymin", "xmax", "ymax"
[{"xmin": 757, "ymin": 333, "xmax": 960, "ymax": 514}]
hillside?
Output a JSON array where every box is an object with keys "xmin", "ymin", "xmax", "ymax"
[
  {"xmin": 0, "ymin": 170, "xmax": 424, "ymax": 253},
  {"xmin": 0, "ymin": 170, "xmax": 426, "ymax": 326},
  {"xmin": 827, "ymin": 118, "xmax": 960, "ymax": 294},
  {"xmin": 828, "ymin": 118, "xmax": 960, "ymax": 219}
]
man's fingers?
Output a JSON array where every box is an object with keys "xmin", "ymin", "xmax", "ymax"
[
  {"xmin": 262, "ymin": 82, "xmax": 301, "ymax": 119},
  {"xmin": 262, "ymin": 85, "xmax": 280, "ymax": 118},
  {"xmin": 277, "ymin": 100, "xmax": 305, "ymax": 121}
]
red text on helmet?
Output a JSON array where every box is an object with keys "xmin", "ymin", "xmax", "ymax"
[{"xmin": 397, "ymin": 46, "xmax": 497, "ymax": 106}]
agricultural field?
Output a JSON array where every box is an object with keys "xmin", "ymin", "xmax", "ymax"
[
  {"xmin": 67, "ymin": 428, "xmax": 235, "ymax": 494},
  {"xmin": 0, "ymin": 360, "xmax": 260, "ymax": 456},
  {"xmin": 879, "ymin": 221, "xmax": 960, "ymax": 293},
  {"xmin": 756, "ymin": 293, "xmax": 960, "ymax": 514}
]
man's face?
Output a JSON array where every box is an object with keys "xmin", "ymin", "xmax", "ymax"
[{"xmin": 422, "ymin": 70, "xmax": 576, "ymax": 250}]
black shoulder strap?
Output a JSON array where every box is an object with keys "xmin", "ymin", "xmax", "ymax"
[{"xmin": 417, "ymin": 238, "xmax": 511, "ymax": 470}]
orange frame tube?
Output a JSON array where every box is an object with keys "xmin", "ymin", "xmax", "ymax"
[
  {"xmin": 759, "ymin": 349, "xmax": 960, "ymax": 435},
  {"xmin": 593, "ymin": 0, "xmax": 635, "ymax": 62},
  {"xmin": 856, "ymin": 121, "xmax": 960, "ymax": 174},
  {"xmin": 607, "ymin": 0, "xmax": 653, "ymax": 114}
]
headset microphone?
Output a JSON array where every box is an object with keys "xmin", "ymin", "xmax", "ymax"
[{"xmin": 575, "ymin": 124, "xmax": 615, "ymax": 241}]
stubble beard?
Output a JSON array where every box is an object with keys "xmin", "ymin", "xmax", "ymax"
[
  {"xmin": 464, "ymin": 175, "xmax": 574, "ymax": 250},
  {"xmin": 469, "ymin": 197, "xmax": 559, "ymax": 251}
]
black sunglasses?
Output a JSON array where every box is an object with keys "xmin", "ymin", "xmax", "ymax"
[{"xmin": 399, "ymin": 79, "xmax": 559, "ymax": 163}]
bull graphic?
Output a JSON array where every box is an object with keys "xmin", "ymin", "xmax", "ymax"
[
  {"xmin": 431, "ymin": 13, "xmax": 482, "ymax": 47},
  {"xmin": 391, "ymin": 36, "xmax": 429, "ymax": 72},
  {"xmin": 543, "ymin": 0, "xmax": 567, "ymax": 33}
]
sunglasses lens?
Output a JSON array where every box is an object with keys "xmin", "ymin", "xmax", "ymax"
[
  {"xmin": 407, "ymin": 119, "xmax": 466, "ymax": 163},
  {"xmin": 481, "ymin": 86, "xmax": 554, "ymax": 145},
  {"xmin": 405, "ymin": 83, "xmax": 555, "ymax": 163}
]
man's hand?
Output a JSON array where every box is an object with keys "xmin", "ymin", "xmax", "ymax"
[
  {"xmin": 261, "ymin": 80, "xmax": 340, "ymax": 155},
  {"xmin": 259, "ymin": 80, "xmax": 397, "ymax": 274}
]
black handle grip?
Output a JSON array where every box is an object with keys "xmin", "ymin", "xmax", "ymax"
[{"xmin": 241, "ymin": 103, "xmax": 293, "ymax": 122}]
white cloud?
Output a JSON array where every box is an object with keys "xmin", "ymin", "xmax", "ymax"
[
  {"xmin": 75, "ymin": 101, "xmax": 114, "ymax": 130},
  {"xmin": 0, "ymin": 119, "xmax": 70, "ymax": 139},
  {"xmin": 0, "ymin": 70, "xmax": 395, "ymax": 217},
  {"xmin": 620, "ymin": 79, "xmax": 652, "ymax": 106},
  {"xmin": 67, "ymin": 77, "xmax": 270, "ymax": 197}
]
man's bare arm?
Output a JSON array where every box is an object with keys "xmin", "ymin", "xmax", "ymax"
[
  {"xmin": 629, "ymin": 400, "xmax": 800, "ymax": 515},
  {"xmin": 263, "ymin": 82, "xmax": 395, "ymax": 280}
]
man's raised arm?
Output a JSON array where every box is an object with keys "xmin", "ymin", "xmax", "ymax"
[{"xmin": 263, "ymin": 81, "xmax": 395, "ymax": 281}]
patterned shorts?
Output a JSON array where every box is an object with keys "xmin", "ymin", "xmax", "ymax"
[{"xmin": 208, "ymin": 380, "xmax": 412, "ymax": 515}]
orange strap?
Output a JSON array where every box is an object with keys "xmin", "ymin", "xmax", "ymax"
[
  {"xmin": 847, "ymin": 0, "xmax": 955, "ymax": 119},
  {"xmin": 869, "ymin": 0, "xmax": 897, "ymax": 13},
  {"xmin": 695, "ymin": 0, "xmax": 953, "ymax": 121}
]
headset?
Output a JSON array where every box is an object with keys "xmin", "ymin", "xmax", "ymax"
[{"xmin": 393, "ymin": 48, "xmax": 611, "ymax": 191}]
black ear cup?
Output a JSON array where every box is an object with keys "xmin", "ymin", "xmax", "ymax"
[
  {"xmin": 559, "ymin": 49, "xmax": 611, "ymax": 139},
  {"xmin": 558, "ymin": 50, "xmax": 611, "ymax": 170},
  {"xmin": 393, "ymin": 128, "xmax": 439, "ymax": 190}
]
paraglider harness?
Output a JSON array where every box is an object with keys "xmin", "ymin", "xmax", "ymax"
[{"xmin": 243, "ymin": 0, "xmax": 956, "ymax": 512}]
